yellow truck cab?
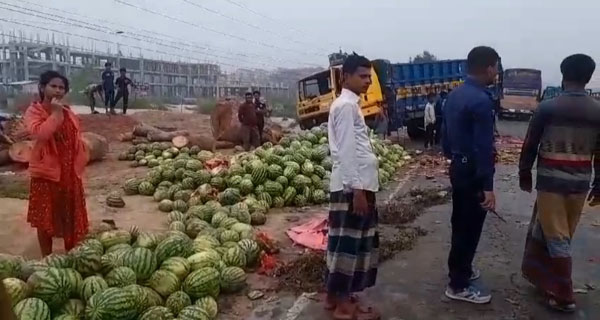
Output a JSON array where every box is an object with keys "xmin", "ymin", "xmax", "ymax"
[{"xmin": 296, "ymin": 61, "xmax": 384, "ymax": 130}]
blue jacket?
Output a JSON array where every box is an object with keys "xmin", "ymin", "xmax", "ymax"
[{"xmin": 442, "ymin": 77, "xmax": 495, "ymax": 191}]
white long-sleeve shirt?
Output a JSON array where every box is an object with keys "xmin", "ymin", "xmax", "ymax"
[
  {"xmin": 327, "ymin": 89, "xmax": 379, "ymax": 193},
  {"xmin": 424, "ymin": 102, "xmax": 436, "ymax": 126}
]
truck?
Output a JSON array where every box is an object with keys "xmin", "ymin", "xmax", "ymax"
[
  {"xmin": 499, "ymin": 68, "xmax": 542, "ymax": 119},
  {"xmin": 296, "ymin": 55, "xmax": 503, "ymax": 139}
]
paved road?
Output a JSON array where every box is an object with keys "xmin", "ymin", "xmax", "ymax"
[{"xmin": 250, "ymin": 119, "xmax": 600, "ymax": 320}]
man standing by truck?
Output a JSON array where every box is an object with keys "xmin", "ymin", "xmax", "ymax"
[
  {"xmin": 325, "ymin": 54, "xmax": 380, "ymax": 320},
  {"xmin": 238, "ymin": 92, "xmax": 260, "ymax": 151},
  {"xmin": 442, "ymin": 46, "xmax": 500, "ymax": 304}
]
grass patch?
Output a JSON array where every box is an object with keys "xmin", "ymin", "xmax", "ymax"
[{"xmin": 0, "ymin": 179, "xmax": 29, "ymax": 199}]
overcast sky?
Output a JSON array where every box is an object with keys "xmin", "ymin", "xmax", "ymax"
[{"xmin": 1, "ymin": 0, "xmax": 600, "ymax": 85}]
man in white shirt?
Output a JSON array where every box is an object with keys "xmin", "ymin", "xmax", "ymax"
[
  {"xmin": 424, "ymin": 93, "xmax": 436, "ymax": 150},
  {"xmin": 325, "ymin": 54, "xmax": 380, "ymax": 320}
]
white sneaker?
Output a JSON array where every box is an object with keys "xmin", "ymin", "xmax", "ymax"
[
  {"xmin": 470, "ymin": 268, "xmax": 481, "ymax": 281},
  {"xmin": 445, "ymin": 285, "xmax": 492, "ymax": 304}
]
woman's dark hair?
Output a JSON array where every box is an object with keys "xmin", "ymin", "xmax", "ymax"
[
  {"xmin": 38, "ymin": 70, "xmax": 69, "ymax": 101},
  {"xmin": 253, "ymin": 90, "xmax": 260, "ymax": 95},
  {"xmin": 467, "ymin": 46, "xmax": 499, "ymax": 74},
  {"xmin": 120, "ymin": 67, "xmax": 126, "ymax": 72},
  {"xmin": 561, "ymin": 54, "xmax": 595, "ymax": 85},
  {"xmin": 342, "ymin": 53, "xmax": 371, "ymax": 75}
]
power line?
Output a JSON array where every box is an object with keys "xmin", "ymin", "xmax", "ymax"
[
  {"xmin": 180, "ymin": 0, "xmax": 329, "ymax": 54},
  {"xmin": 0, "ymin": 2, "xmax": 291, "ymax": 69},
  {"xmin": 12, "ymin": 0, "xmax": 322, "ymax": 68},
  {"xmin": 114, "ymin": 0, "xmax": 322, "ymax": 59}
]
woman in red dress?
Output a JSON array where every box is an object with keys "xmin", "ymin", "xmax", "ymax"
[{"xmin": 25, "ymin": 70, "xmax": 89, "ymax": 256}]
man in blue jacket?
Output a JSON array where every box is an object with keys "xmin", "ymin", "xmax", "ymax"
[{"xmin": 442, "ymin": 46, "xmax": 499, "ymax": 304}]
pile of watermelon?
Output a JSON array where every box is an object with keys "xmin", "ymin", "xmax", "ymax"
[
  {"xmin": 1, "ymin": 222, "xmax": 260, "ymax": 319},
  {"xmin": 121, "ymin": 126, "xmax": 409, "ymax": 226}
]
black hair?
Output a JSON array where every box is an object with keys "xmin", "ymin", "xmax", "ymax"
[
  {"xmin": 440, "ymin": 91, "xmax": 448, "ymax": 98},
  {"xmin": 105, "ymin": 62, "xmax": 111, "ymax": 67},
  {"xmin": 467, "ymin": 46, "xmax": 499, "ymax": 74},
  {"xmin": 560, "ymin": 54, "xmax": 596, "ymax": 85},
  {"xmin": 245, "ymin": 92, "xmax": 253, "ymax": 97},
  {"xmin": 38, "ymin": 70, "xmax": 69, "ymax": 101},
  {"xmin": 253, "ymin": 90, "xmax": 260, "ymax": 95},
  {"xmin": 427, "ymin": 92, "xmax": 436, "ymax": 99},
  {"xmin": 119, "ymin": 67, "xmax": 126, "ymax": 72},
  {"xmin": 342, "ymin": 53, "xmax": 371, "ymax": 75}
]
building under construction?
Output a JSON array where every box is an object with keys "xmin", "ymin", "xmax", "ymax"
[{"xmin": 0, "ymin": 34, "xmax": 290, "ymax": 99}]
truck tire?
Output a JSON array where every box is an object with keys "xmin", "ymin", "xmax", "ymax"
[{"xmin": 406, "ymin": 119, "xmax": 424, "ymax": 140}]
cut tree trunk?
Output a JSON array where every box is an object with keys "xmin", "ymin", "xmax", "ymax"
[
  {"xmin": 8, "ymin": 140, "xmax": 34, "ymax": 163},
  {"xmin": 82, "ymin": 132, "xmax": 109, "ymax": 162}
]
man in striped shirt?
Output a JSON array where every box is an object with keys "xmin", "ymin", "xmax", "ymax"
[{"xmin": 519, "ymin": 54, "xmax": 600, "ymax": 312}]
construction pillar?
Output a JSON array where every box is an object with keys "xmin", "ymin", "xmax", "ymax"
[{"xmin": 23, "ymin": 44, "xmax": 29, "ymax": 81}]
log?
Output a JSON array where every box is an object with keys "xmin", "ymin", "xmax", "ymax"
[
  {"xmin": 118, "ymin": 132, "xmax": 134, "ymax": 142},
  {"xmin": 147, "ymin": 130, "xmax": 189, "ymax": 142},
  {"xmin": 82, "ymin": 132, "xmax": 109, "ymax": 162},
  {"xmin": 132, "ymin": 123, "xmax": 160, "ymax": 137},
  {"xmin": 8, "ymin": 140, "xmax": 34, "ymax": 163},
  {"xmin": 172, "ymin": 135, "xmax": 189, "ymax": 148},
  {"xmin": 0, "ymin": 149, "xmax": 10, "ymax": 166},
  {"xmin": 186, "ymin": 134, "xmax": 235, "ymax": 151}
]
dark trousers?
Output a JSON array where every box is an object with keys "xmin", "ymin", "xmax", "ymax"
[
  {"xmin": 448, "ymin": 160, "xmax": 488, "ymax": 290},
  {"xmin": 241, "ymin": 125, "xmax": 260, "ymax": 151},
  {"xmin": 113, "ymin": 91, "xmax": 129, "ymax": 114},
  {"xmin": 104, "ymin": 89, "xmax": 114, "ymax": 110},
  {"xmin": 257, "ymin": 120, "xmax": 264, "ymax": 144},
  {"xmin": 434, "ymin": 118, "xmax": 443, "ymax": 144},
  {"xmin": 424, "ymin": 123, "xmax": 435, "ymax": 148}
]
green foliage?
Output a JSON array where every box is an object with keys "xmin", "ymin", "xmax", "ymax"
[
  {"xmin": 68, "ymin": 66, "xmax": 99, "ymax": 105},
  {"xmin": 410, "ymin": 51, "xmax": 437, "ymax": 63}
]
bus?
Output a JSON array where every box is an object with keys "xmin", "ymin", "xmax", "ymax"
[{"xmin": 499, "ymin": 68, "xmax": 542, "ymax": 119}]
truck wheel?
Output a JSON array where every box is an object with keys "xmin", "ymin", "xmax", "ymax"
[{"xmin": 406, "ymin": 120, "xmax": 423, "ymax": 140}]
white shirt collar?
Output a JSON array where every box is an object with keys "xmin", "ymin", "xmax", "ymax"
[{"xmin": 341, "ymin": 88, "xmax": 360, "ymax": 102}]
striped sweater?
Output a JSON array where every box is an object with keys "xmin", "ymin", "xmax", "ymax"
[{"xmin": 519, "ymin": 91, "xmax": 600, "ymax": 193}]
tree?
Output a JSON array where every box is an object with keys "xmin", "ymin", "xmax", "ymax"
[{"xmin": 410, "ymin": 51, "xmax": 438, "ymax": 63}]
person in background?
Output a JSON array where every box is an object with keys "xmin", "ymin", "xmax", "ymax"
[
  {"xmin": 434, "ymin": 91, "xmax": 448, "ymax": 144},
  {"xmin": 442, "ymin": 46, "xmax": 500, "ymax": 304},
  {"xmin": 253, "ymin": 90, "xmax": 267, "ymax": 143},
  {"xmin": 375, "ymin": 105, "xmax": 388, "ymax": 140},
  {"xmin": 83, "ymin": 83, "xmax": 104, "ymax": 114},
  {"xmin": 424, "ymin": 93, "xmax": 436, "ymax": 150},
  {"xmin": 25, "ymin": 70, "xmax": 89, "ymax": 256},
  {"xmin": 519, "ymin": 54, "xmax": 600, "ymax": 313},
  {"xmin": 101, "ymin": 62, "xmax": 115, "ymax": 113},
  {"xmin": 112, "ymin": 68, "xmax": 134, "ymax": 114},
  {"xmin": 0, "ymin": 281, "xmax": 15, "ymax": 320},
  {"xmin": 238, "ymin": 92, "xmax": 260, "ymax": 151},
  {"xmin": 326, "ymin": 54, "xmax": 380, "ymax": 320}
]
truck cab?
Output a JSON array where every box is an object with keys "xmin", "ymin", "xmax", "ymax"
[{"xmin": 499, "ymin": 68, "xmax": 542, "ymax": 120}]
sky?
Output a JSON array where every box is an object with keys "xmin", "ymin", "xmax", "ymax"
[{"xmin": 1, "ymin": 0, "xmax": 600, "ymax": 85}]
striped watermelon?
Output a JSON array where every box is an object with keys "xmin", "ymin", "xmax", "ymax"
[
  {"xmin": 27, "ymin": 267, "xmax": 71, "ymax": 308},
  {"xmin": 62, "ymin": 268, "xmax": 83, "ymax": 298},
  {"xmin": 154, "ymin": 235, "xmax": 192, "ymax": 263},
  {"xmin": 98, "ymin": 230, "xmax": 132, "ymax": 250},
  {"xmin": 267, "ymin": 164, "xmax": 283, "ymax": 180},
  {"xmin": 182, "ymin": 267, "xmax": 220, "ymax": 299},
  {"xmin": 250, "ymin": 160, "xmax": 268, "ymax": 185},
  {"xmin": 185, "ymin": 218, "xmax": 211, "ymax": 239},
  {"xmin": 55, "ymin": 299, "xmax": 85, "ymax": 318},
  {"xmin": 264, "ymin": 180, "xmax": 284, "ymax": 197},
  {"xmin": 53, "ymin": 313, "xmax": 79, "ymax": 320},
  {"xmin": 272, "ymin": 196, "xmax": 285, "ymax": 208},
  {"xmin": 256, "ymin": 193, "xmax": 272, "ymax": 208},
  {"xmin": 160, "ymin": 257, "xmax": 191, "ymax": 281},
  {"xmin": 165, "ymin": 291, "xmax": 192, "ymax": 316},
  {"xmin": 138, "ymin": 181, "xmax": 156, "ymax": 196},
  {"xmin": 209, "ymin": 177, "xmax": 226, "ymax": 191},
  {"xmin": 283, "ymin": 166, "xmax": 298, "ymax": 180},
  {"xmin": 133, "ymin": 232, "xmax": 161, "ymax": 250},
  {"xmin": 239, "ymin": 179, "xmax": 254, "ymax": 195},
  {"xmin": 105, "ymin": 267, "xmax": 136, "ymax": 288},
  {"xmin": 195, "ymin": 296, "xmax": 218, "ymax": 319},
  {"xmin": 220, "ymin": 266, "xmax": 247, "ymax": 293},
  {"xmin": 101, "ymin": 252, "xmax": 125, "ymax": 274},
  {"xmin": 123, "ymin": 178, "xmax": 142, "ymax": 195},
  {"xmin": 159, "ymin": 200, "xmax": 174, "ymax": 213},
  {"xmin": 139, "ymin": 306, "xmax": 174, "ymax": 320},
  {"xmin": 173, "ymin": 200, "xmax": 189, "ymax": 213},
  {"xmin": 282, "ymin": 186, "xmax": 297, "ymax": 205},
  {"xmin": 148, "ymin": 270, "xmax": 181, "ymax": 298},
  {"xmin": 84, "ymin": 287, "xmax": 137, "ymax": 320},
  {"xmin": 221, "ymin": 247, "xmax": 247, "ymax": 268},
  {"xmin": 123, "ymin": 284, "xmax": 150, "ymax": 314},
  {"xmin": 122, "ymin": 247, "xmax": 157, "ymax": 281},
  {"xmin": 42, "ymin": 254, "xmax": 73, "ymax": 269},
  {"xmin": 238, "ymin": 239, "xmax": 262, "ymax": 266},
  {"xmin": 167, "ymin": 211, "xmax": 186, "ymax": 224},
  {"xmin": 169, "ymin": 221, "xmax": 186, "ymax": 232},
  {"xmin": 218, "ymin": 188, "xmax": 242, "ymax": 206},
  {"xmin": 293, "ymin": 194, "xmax": 308, "ymax": 207},
  {"xmin": 14, "ymin": 297, "xmax": 51, "ymax": 320},
  {"xmin": 71, "ymin": 246, "xmax": 102, "ymax": 276},
  {"xmin": 105, "ymin": 243, "xmax": 132, "ymax": 255},
  {"xmin": 312, "ymin": 189, "xmax": 328, "ymax": 204},
  {"xmin": 218, "ymin": 217, "xmax": 239, "ymax": 230},
  {"xmin": 178, "ymin": 305, "xmax": 211, "ymax": 320},
  {"xmin": 2, "ymin": 277, "xmax": 28, "ymax": 306},
  {"xmin": 314, "ymin": 165, "xmax": 327, "ymax": 178},
  {"xmin": 141, "ymin": 286, "xmax": 164, "ymax": 307},
  {"xmin": 226, "ymin": 175, "xmax": 243, "ymax": 189},
  {"xmin": 250, "ymin": 212, "xmax": 266, "ymax": 225},
  {"xmin": 187, "ymin": 251, "xmax": 221, "ymax": 271},
  {"xmin": 301, "ymin": 161, "xmax": 315, "ymax": 175},
  {"xmin": 210, "ymin": 212, "xmax": 228, "ymax": 228},
  {"xmin": 79, "ymin": 276, "xmax": 108, "ymax": 302},
  {"xmin": 291, "ymin": 174, "xmax": 312, "ymax": 190},
  {"xmin": 275, "ymin": 176, "xmax": 289, "ymax": 189}
]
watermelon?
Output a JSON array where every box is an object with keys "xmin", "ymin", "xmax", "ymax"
[
  {"xmin": 264, "ymin": 180, "xmax": 284, "ymax": 197},
  {"xmin": 250, "ymin": 212, "xmax": 266, "ymax": 225},
  {"xmin": 195, "ymin": 296, "xmax": 218, "ymax": 319},
  {"xmin": 138, "ymin": 181, "xmax": 156, "ymax": 196},
  {"xmin": 185, "ymin": 218, "xmax": 211, "ymax": 238},
  {"xmin": 226, "ymin": 175, "xmax": 243, "ymax": 189},
  {"xmin": 105, "ymin": 243, "xmax": 132, "ymax": 255},
  {"xmin": 250, "ymin": 161, "xmax": 268, "ymax": 185},
  {"xmin": 210, "ymin": 212, "xmax": 228, "ymax": 228},
  {"xmin": 220, "ymin": 266, "xmax": 247, "ymax": 293},
  {"xmin": 312, "ymin": 189, "xmax": 328, "ymax": 204},
  {"xmin": 229, "ymin": 208, "xmax": 251, "ymax": 225},
  {"xmin": 155, "ymin": 235, "xmax": 192, "ymax": 263},
  {"xmin": 275, "ymin": 176, "xmax": 289, "ymax": 189},
  {"xmin": 221, "ymin": 247, "xmax": 246, "ymax": 268},
  {"xmin": 272, "ymin": 196, "xmax": 285, "ymax": 208},
  {"xmin": 187, "ymin": 251, "xmax": 221, "ymax": 270},
  {"xmin": 160, "ymin": 257, "xmax": 191, "ymax": 281},
  {"xmin": 27, "ymin": 267, "xmax": 71, "ymax": 308},
  {"xmin": 62, "ymin": 268, "xmax": 83, "ymax": 298},
  {"xmin": 55, "ymin": 299, "xmax": 85, "ymax": 318},
  {"xmin": 123, "ymin": 284, "xmax": 151, "ymax": 314},
  {"xmin": 122, "ymin": 247, "xmax": 157, "ymax": 281},
  {"xmin": 218, "ymin": 188, "xmax": 241, "ymax": 206},
  {"xmin": 218, "ymin": 217, "xmax": 239, "ymax": 229},
  {"xmin": 172, "ymin": 200, "xmax": 189, "ymax": 213},
  {"xmin": 294, "ymin": 194, "xmax": 308, "ymax": 207},
  {"xmin": 84, "ymin": 287, "xmax": 137, "ymax": 320},
  {"xmin": 167, "ymin": 211, "xmax": 186, "ymax": 224},
  {"xmin": 178, "ymin": 305, "xmax": 211, "ymax": 320},
  {"xmin": 238, "ymin": 179, "xmax": 254, "ymax": 196},
  {"xmin": 209, "ymin": 177, "xmax": 226, "ymax": 191},
  {"xmin": 79, "ymin": 276, "xmax": 108, "ymax": 302},
  {"xmin": 105, "ymin": 267, "xmax": 136, "ymax": 288},
  {"xmin": 182, "ymin": 267, "xmax": 220, "ymax": 299},
  {"xmin": 167, "ymin": 185, "xmax": 182, "ymax": 200},
  {"xmin": 283, "ymin": 166, "xmax": 297, "ymax": 180},
  {"xmin": 173, "ymin": 189, "xmax": 193, "ymax": 202},
  {"xmin": 257, "ymin": 193, "xmax": 272, "ymax": 208},
  {"xmin": 238, "ymin": 239, "xmax": 262, "ymax": 266},
  {"xmin": 98, "ymin": 230, "xmax": 132, "ymax": 250},
  {"xmin": 133, "ymin": 232, "xmax": 160, "ymax": 250},
  {"xmin": 170, "ymin": 221, "xmax": 186, "ymax": 232},
  {"xmin": 282, "ymin": 186, "xmax": 297, "ymax": 205},
  {"xmin": 142, "ymin": 287, "xmax": 164, "ymax": 307},
  {"xmin": 2, "ymin": 277, "xmax": 28, "ymax": 306},
  {"xmin": 153, "ymin": 189, "xmax": 170, "ymax": 202},
  {"xmin": 14, "ymin": 297, "xmax": 51, "ymax": 320},
  {"xmin": 43, "ymin": 254, "xmax": 72, "ymax": 269},
  {"xmin": 148, "ymin": 270, "xmax": 180, "ymax": 297},
  {"xmin": 139, "ymin": 306, "xmax": 174, "ymax": 320},
  {"xmin": 165, "ymin": 291, "xmax": 192, "ymax": 316},
  {"xmin": 123, "ymin": 178, "xmax": 142, "ymax": 195},
  {"xmin": 219, "ymin": 230, "xmax": 240, "ymax": 244},
  {"xmin": 314, "ymin": 165, "xmax": 327, "ymax": 178}
]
